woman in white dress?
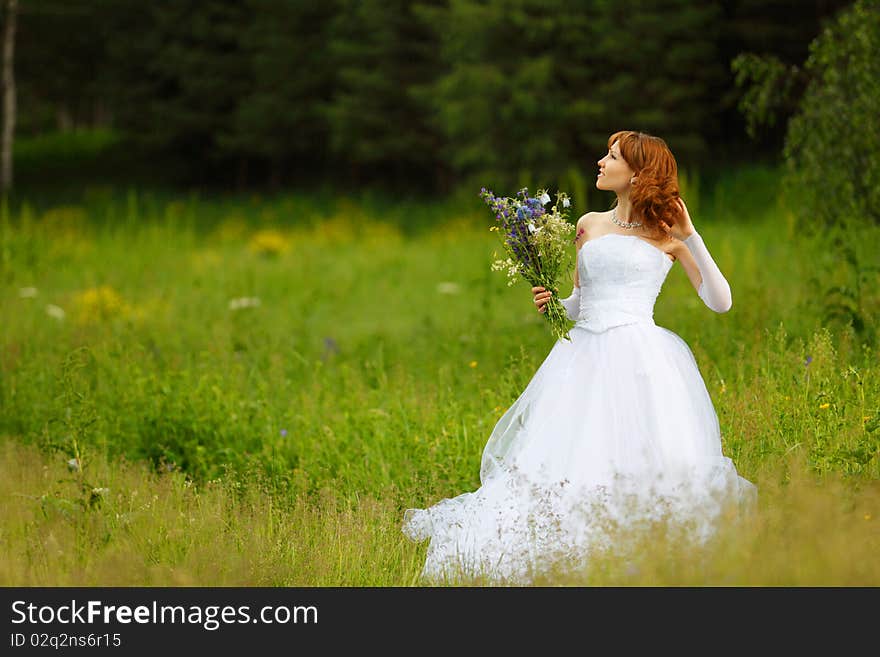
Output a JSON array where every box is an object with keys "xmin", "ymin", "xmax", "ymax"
[{"xmin": 402, "ymin": 130, "xmax": 757, "ymax": 585}]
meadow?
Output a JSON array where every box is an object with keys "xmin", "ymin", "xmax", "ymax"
[{"xmin": 1, "ymin": 166, "xmax": 878, "ymax": 585}]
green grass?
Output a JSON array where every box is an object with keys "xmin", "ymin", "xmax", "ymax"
[
  {"xmin": 1, "ymin": 167, "xmax": 878, "ymax": 585},
  {"xmin": 1, "ymin": 435, "xmax": 877, "ymax": 586}
]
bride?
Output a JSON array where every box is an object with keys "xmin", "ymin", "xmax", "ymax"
[{"xmin": 402, "ymin": 130, "xmax": 757, "ymax": 585}]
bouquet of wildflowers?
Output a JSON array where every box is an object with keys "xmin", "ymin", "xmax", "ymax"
[{"xmin": 479, "ymin": 186, "xmax": 576, "ymax": 342}]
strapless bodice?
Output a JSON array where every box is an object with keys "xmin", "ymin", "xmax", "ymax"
[{"xmin": 573, "ymin": 233, "xmax": 674, "ymax": 333}]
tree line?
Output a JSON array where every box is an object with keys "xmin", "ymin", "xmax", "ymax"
[{"xmin": 2, "ymin": 0, "xmax": 854, "ymax": 192}]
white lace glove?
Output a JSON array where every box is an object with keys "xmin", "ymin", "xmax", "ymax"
[
  {"xmin": 684, "ymin": 231, "xmax": 732, "ymax": 313},
  {"xmin": 559, "ymin": 286, "xmax": 581, "ymax": 320}
]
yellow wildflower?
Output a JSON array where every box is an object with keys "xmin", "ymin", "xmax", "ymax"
[
  {"xmin": 469, "ymin": 361, "xmax": 478, "ymax": 368},
  {"xmin": 818, "ymin": 402, "xmax": 830, "ymax": 409},
  {"xmin": 248, "ymin": 229, "xmax": 290, "ymax": 256},
  {"xmin": 72, "ymin": 285, "xmax": 130, "ymax": 324}
]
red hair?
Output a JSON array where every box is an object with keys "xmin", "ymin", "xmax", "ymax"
[{"xmin": 607, "ymin": 130, "xmax": 679, "ymax": 241}]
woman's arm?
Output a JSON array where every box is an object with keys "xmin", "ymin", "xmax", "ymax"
[
  {"xmin": 670, "ymin": 199, "xmax": 732, "ymax": 313},
  {"xmin": 678, "ymin": 231, "xmax": 732, "ymax": 313},
  {"xmin": 559, "ymin": 214, "xmax": 591, "ymax": 319},
  {"xmin": 559, "ymin": 282, "xmax": 581, "ymax": 320}
]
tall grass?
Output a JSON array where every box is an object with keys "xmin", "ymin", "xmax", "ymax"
[
  {"xmin": 1, "ymin": 167, "xmax": 878, "ymax": 585},
  {"xmin": 1, "ymin": 436, "xmax": 877, "ymax": 586}
]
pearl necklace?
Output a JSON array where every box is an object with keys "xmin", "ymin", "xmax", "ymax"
[{"xmin": 610, "ymin": 206, "xmax": 643, "ymax": 229}]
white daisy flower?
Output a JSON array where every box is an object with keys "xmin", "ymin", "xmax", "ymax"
[
  {"xmin": 228, "ymin": 297, "xmax": 261, "ymax": 311},
  {"xmin": 46, "ymin": 304, "xmax": 66, "ymax": 320},
  {"xmin": 436, "ymin": 282, "xmax": 460, "ymax": 294}
]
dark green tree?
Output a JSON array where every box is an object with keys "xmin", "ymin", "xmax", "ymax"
[
  {"xmin": 219, "ymin": 0, "xmax": 340, "ymax": 188},
  {"xmin": 104, "ymin": 1, "xmax": 252, "ymax": 185},
  {"xmin": 324, "ymin": 0, "xmax": 446, "ymax": 191},
  {"xmin": 13, "ymin": 0, "xmax": 110, "ymax": 133},
  {"xmin": 419, "ymin": 0, "xmax": 726, "ymax": 191},
  {"xmin": 782, "ymin": 0, "xmax": 880, "ymax": 227},
  {"xmin": 723, "ymin": 0, "xmax": 853, "ymax": 154},
  {"xmin": 414, "ymin": 0, "xmax": 570, "ymax": 192},
  {"xmin": 568, "ymin": 0, "xmax": 725, "ymax": 162}
]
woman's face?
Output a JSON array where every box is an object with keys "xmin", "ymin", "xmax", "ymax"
[{"xmin": 596, "ymin": 140, "xmax": 635, "ymax": 192}]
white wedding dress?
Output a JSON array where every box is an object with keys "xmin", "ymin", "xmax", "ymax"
[{"xmin": 402, "ymin": 232, "xmax": 757, "ymax": 584}]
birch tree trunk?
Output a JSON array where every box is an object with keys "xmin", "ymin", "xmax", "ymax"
[{"xmin": 2, "ymin": 0, "xmax": 17, "ymax": 193}]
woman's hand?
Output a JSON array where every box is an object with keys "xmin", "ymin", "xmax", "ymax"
[
  {"xmin": 670, "ymin": 197, "xmax": 697, "ymax": 240},
  {"xmin": 532, "ymin": 286, "xmax": 553, "ymax": 313}
]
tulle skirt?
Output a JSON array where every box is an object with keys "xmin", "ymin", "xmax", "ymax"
[{"xmin": 402, "ymin": 322, "xmax": 757, "ymax": 584}]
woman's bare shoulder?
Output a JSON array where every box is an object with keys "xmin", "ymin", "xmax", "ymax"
[{"xmin": 576, "ymin": 211, "xmax": 602, "ymax": 229}]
